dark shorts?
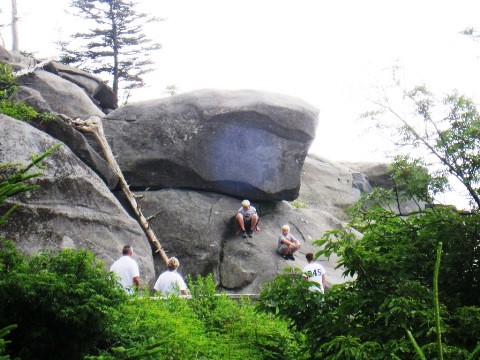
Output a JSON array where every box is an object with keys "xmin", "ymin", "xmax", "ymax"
[{"xmin": 244, "ymin": 218, "xmax": 259, "ymax": 231}]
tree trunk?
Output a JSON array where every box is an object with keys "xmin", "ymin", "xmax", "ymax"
[
  {"xmin": 71, "ymin": 116, "xmax": 170, "ymax": 266},
  {"xmin": 11, "ymin": 0, "xmax": 19, "ymax": 52}
]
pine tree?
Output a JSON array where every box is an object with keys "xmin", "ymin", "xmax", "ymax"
[{"xmin": 59, "ymin": 0, "xmax": 162, "ymax": 107}]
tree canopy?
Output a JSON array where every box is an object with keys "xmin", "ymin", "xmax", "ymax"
[{"xmin": 59, "ymin": 0, "xmax": 162, "ymax": 107}]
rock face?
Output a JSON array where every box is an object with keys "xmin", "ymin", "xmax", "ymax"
[
  {"xmin": 0, "ymin": 116, "xmax": 154, "ymax": 284},
  {"xmin": 115, "ymin": 153, "xmax": 361, "ymax": 293},
  {"xmin": 26, "ymin": 116, "xmax": 119, "ymax": 189},
  {"xmin": 132, "ymin": 187, "xmax": 351, "ymax": 293},
  {"xmin": 299, "ymin": 154, "xmax": 359, "ymax": 220},
  {"xmin": 1, "ymin": 46, "xmax": 390, "ymax": 294},
  {"xmin": 43, "ymin": 61, "xmax": 117, "ymax": 111},
  {"xmin": 103, "ymin": 89, "xmax": 319, "ymax": 201},
  {"xmin": 16, "ymin": 70, "xmax": 105, "ymax": 118}
]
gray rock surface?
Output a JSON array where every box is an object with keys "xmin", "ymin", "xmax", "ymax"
[
  {"xmin": 103, "ymin": 89, "xmax": 319, "ymax": 201},
  {"xmin": 129, "ymin": 153, "xmax": 358, "ymax": 293},
  {"xmin": 27, "ymin": 115, "xmax": 119, "ymax": 189},
  {"xmin": 340, "ymin": 162, "xmax": 393, "ymax": 188},
  {"xmin": 0, "ymin": 115, "xmax": 154, "ymax": 284},
  {"xmin": 16, "ymin": 70, "xmax": 105, "ymax": 118},
  {"xmin": 43, "ymin": 62, "xmax": 117, "ymax": 111},
  {"xmin": 299, "ymin": 154, "xmax": 359, "ymax": 220}
]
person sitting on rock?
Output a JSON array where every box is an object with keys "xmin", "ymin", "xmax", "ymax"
[
  {"xmin": 277, "ymin": 224, "xmax": 301, "ymax": 260},
  {"xmin": 236, "ymin": 199, "xmax": 259, "ymax": 238}
]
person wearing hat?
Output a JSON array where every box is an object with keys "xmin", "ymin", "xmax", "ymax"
[
  {"xmin": 277, "ymin": 224, "xmax": 301, "ymax": 260},
  {"xmin": 236, "ymin": 199, "xmax": 259, "ymax": 238},
  {"xmin": 154, "ymin": 257, "xmax": 189, "ymax": 296}
]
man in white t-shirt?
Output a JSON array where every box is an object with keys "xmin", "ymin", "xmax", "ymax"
[
  {"xmin": 302, "ymin": 252, "xmax": 326, "ymax": 293},
  {"xmin": 110, "ymin": 245, "xmax": 140, "ymax": 294},
  {"xmin": 154, "ymin": 257, "xmax": 189, "ymax": 296}
]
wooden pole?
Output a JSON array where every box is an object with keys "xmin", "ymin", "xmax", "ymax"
[{"xmin": 71, "ymin": 116, "xmax": 169, "ymax": 265}]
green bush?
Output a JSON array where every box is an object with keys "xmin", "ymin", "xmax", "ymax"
[
  {"xmin": 0, "ymin": 100, "xmax": 39, "ymax": 121},
  {"xmin": 259, "ymin": 205, "xmax": 480, "ymax": 358},
  {"xmin": 0, "ymin": 64, "xmax": 18, "ymax": 99},
  {"xmin": 90, "ymin": 274, "xmax": 307, "ymax": 360},
  {"xmin": 0, "ymin": 63, "xmax": 56, "ymax": 122},
  {"xmin": 0, "ymin": 240, "xmax": 126, "ymax": 360}
]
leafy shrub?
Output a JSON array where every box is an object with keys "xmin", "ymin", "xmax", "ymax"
[
  {"xmin": 0, "ymin": 240, "xmax": 126, "ymax": 360},
  {"xmin": 0, "ymin": 63, "xmax": 56, "ymax": 122},
  {"xmin": 0, "ymin": 64, "xmax": 18, "ymax": 99},
  {"xmin": 0, "ymin": 100, "xmax": 39, "ymax": 121},
  {"xmin": 90, "ymin": 274, "xmax": 307, "ymax": 360},
  {"xmin": 0, "ymin": 325, "xmax": 16, "ymax": 360},
  {"xmin": 259, "ymin": 205, "xmax": 480, "ymax": 358}
]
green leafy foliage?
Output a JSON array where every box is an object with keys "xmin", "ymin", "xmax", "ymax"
[
  {"xmin": 90, "ymin": 274, "xmax": 307, "ymax": 359},
  {"xmin": 368, "ymin": 74, "xmax": 480, "ymax": 209},
  {"xmin": 0, "ymin": 64, "xmax": 18, "ymax": 99},
  {"xmin": 0, "ymin": 100, "xmax": 39, "ymax": 122},
  {"xmin": 0, "ymin": 63, "xmax": 56, "ymax": 122},
  {"xmin": 0, "ymin": 240, "xmax": 126, "ymax": 360},
  {"xmin": 0, "ymin": 325, "xmax": 16, "ymax": 360},
  {"xmin": 259, "ymin": 157, "xmax": 480, "ymax": 358}
]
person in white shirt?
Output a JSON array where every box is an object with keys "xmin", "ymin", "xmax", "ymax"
[
  {"xmin": 302, "ymin": 252, "xmax": 326, "ymax": 293},
  {"xmin": 154, "ymin": 257, "xmax": 189, "ymax": 296},
  {"xmin": 236, "ymin": 199, "xmax": 259, "ymax": 238},
  {"xmin": 277, "ymin": 224, "xmax": 301, "ymax": 260},
  {"xmin": 110, "ymin": 245, "xmax": 140, "ymax": 294}
]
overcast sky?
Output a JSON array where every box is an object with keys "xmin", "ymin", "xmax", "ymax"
[{"xmin": 2, "ymin": 0, "xmax": 480, "ymax": 166}]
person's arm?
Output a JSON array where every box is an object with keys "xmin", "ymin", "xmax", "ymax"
[
  {"xmin": 133, "ymin": 276, "xmax": 140, "ymax": 289},
  {"xmin": 180, "ymin": 289, "xmax": 189, "ymax": 295}
]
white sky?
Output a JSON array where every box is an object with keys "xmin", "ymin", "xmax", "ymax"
[{"xmin": 2, "ymin": 1, "xmax": 480, "ymax": 207}]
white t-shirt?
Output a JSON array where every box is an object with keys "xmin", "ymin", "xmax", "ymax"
[
  {"xmin": 154, "ymin": 270, "xmax": 188, "ymax": 296},
  {"xmin": 303, "ymin": 262, "xmax": 326, "ymax": 293},
  {"xmin": 238, "ymin": 206, "xmax": 257, "ymax": 221},
  {"xmin": 110, "ymin": 255, "xmax": 140, "ymax": 293}
]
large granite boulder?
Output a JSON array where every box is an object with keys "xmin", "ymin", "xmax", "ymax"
[
  {"xmin": 43, "ymin": 61, "xmax": 117, "ymax": 111},
  {"xmin": 103, "ymin": 89, "xmax": 319, "ymax": 201},
  {"xmin": 26, "ymin": 115, "xmax": 119, "ymax": 189},
  {"xmin": 340, "ymin": 162, "xmax": 393, "ymax": 189},
  {"xmin": 0, "ymin": 115, "xmax": 154, "ymax": 285},
  {"xmin": 299, "ymin": 154, "xmax": 359, "ymax": 220},
  {"xmin": 16, "ymin": 70, "xmax": 105, "ymax": 118},
  {"xmin": 128, "ymin": 153, "xmax": 359, "ymax": 293}
]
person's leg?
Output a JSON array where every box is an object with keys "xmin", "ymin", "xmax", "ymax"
[
  {"xmin": 278, "ymin": 245, "xmax": 289, "ymax": 260},
  {"xmin": 245, "ymin": 218, "xmax": 254, "ymax": 237},
  {"xmin": 288, "ymin": 243, "xmax": 299, "ymax": 260},
  {"xmin": 250, "ymin": 214, "xmax": 259, "ymax": 231},
  {"xmin": 236, "ymin": 213, "xmax": 245, "ymax": 231},
  {"xmin": 244, "ymin": 219, "xmax": 252, "ymax": 237},
  {"xmin": 236, "ymin": 213, "xmax": 247, "ymax": 237}
]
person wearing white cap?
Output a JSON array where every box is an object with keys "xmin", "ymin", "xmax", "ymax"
[
  {"xmin": 236, "ymin": 199, "xmax": 259, "ymax": 238},
  {"xmin": 277, "ymin": 225, "xmax": 301, "ymax": 260}
]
